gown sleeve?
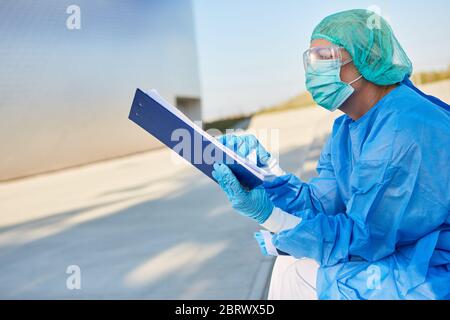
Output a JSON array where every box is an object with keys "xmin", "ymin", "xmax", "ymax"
[
  {"xmin": 264, "ymin": 135, "xmax": 346, "ymax": 218},
  {"xmin": 271, "ymin": 128, "xmax": 449, "ymax": 267}
]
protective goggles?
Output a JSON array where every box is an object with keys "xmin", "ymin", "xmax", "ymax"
[{"xmin": 303, "ymin": 45, "xmax": 352, "ymax": 72}]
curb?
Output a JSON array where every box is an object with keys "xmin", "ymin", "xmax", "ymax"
[{"xmin": 247, "ymin": 256, "xmax": 275, "ymax": 299}]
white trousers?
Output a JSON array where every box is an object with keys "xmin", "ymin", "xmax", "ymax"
[{"xmin": 267, "ymin": 256, "xmax": 319, "ymax": 300}]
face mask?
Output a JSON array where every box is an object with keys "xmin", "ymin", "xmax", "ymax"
[{"xmin": 305, "ymin": 59, "xmax": 362, "ymax": 112}]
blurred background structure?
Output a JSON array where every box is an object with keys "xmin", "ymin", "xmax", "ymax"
[
  {"xmin": 0, "ymin": 0, "xmax": 202, "ymax": 181},
  {"xmin": 0, "ymin": 0, "xmax": 449, "ymax": 299}
]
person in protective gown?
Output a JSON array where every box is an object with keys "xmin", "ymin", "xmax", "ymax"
[{"xmin": 212, "ymin": 9, "xmax": 450, "ymax": 300}]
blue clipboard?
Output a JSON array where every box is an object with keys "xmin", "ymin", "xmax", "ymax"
[{"xmin": 128, "ymin": 89, "xmax": 268, "ymax": 189}]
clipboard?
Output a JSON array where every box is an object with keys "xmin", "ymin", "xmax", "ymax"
[{"xmin": 128, "ymin": 89, "xmax": 270, "ymax": 189}]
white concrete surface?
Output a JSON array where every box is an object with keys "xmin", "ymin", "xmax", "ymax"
[{"xmin": 420, "ymin": 79, "xmax": 450, "ymax": 102}]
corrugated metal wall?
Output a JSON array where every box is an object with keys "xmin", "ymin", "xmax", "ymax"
[{"xmin": 0, "ymin": 0, "xmax": 202, "ymax": 181}]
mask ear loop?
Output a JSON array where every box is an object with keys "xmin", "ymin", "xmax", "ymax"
[
  {"xmin": 348, "ymin": 75, "xmax": 363, "ymax": 85},
  {"xmin": 341, "ymin": 58, "xmax": 363, "ymax": 85},
  {"xmin": 341, "ymin": 58, "xmax": 353, "ymax": 66}
]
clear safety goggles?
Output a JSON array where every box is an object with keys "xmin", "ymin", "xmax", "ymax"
[{"xmin": 303, "ymin": 45, "xmax": 352, "ymax": 72}]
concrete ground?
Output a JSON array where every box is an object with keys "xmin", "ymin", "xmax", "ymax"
[
  {"xmin": 0, "ymin": 80, "xmax": 448, "ymax": 299},
  {"xmin": 0, "ymin": 103, "xmax": 336, "ymax": 299}
]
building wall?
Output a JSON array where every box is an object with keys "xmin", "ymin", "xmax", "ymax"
[{"xmin": 0, "ymin": 0, "xmax": 202, "ymax": 181}]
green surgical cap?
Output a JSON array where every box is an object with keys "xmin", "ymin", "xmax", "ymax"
[{"xmin": 311, "ymin": 9, "xmax": 413, "ymax": 85}]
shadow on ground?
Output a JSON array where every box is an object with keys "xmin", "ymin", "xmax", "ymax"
[{"xmin": 0, "ymin": 133, "xmax": 330, "ymax": 299}]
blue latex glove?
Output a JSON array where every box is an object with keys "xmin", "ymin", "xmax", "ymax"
[
  {"xmin": 254, "ymin": 232, "xmax": 270, "ymax": 256},
  {"xmin": 212, "ymin": 163, "xmax": 273, "ymax": 224},
  {"xmin": 217, "ymin": 134, "xmax": 271, "ymax": 167}
]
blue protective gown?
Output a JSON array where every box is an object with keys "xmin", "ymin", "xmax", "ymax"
[{"xmin": 264, "ymin": 83, "xmax": 450, "ymax": 299}]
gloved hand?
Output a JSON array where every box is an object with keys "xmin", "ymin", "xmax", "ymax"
[
  {"xmin": 217, "ymin": 134, "xmax": 285, "ymax": 176},
  {"xmin": 254, "ymin": 231, "xmax": 271, "ymax": 256},
  {"xmin": 217, "ymin": 134, "xmax": 271, "ymax": 167},
  {"xmin": 262, "ymin": 174, "xmax": 311, "ymax": 216},
  {"xmin": 212, "ymin": 163, "xmax": 274, "ymax": 224}
]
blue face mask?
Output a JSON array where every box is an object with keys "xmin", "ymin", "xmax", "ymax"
[{"xmin": 306, "ymin": 59, "xmax": 362, "ymax": 112}]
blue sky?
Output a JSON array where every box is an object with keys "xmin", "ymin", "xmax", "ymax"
[{"xmin": 193, "ymin": 0, "xmax": 450, "ymax": 120}]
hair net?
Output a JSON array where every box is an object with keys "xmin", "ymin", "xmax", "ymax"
[{"xmin": 311, "ymin": 9, "xmax": 413, "ymax": 85}]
